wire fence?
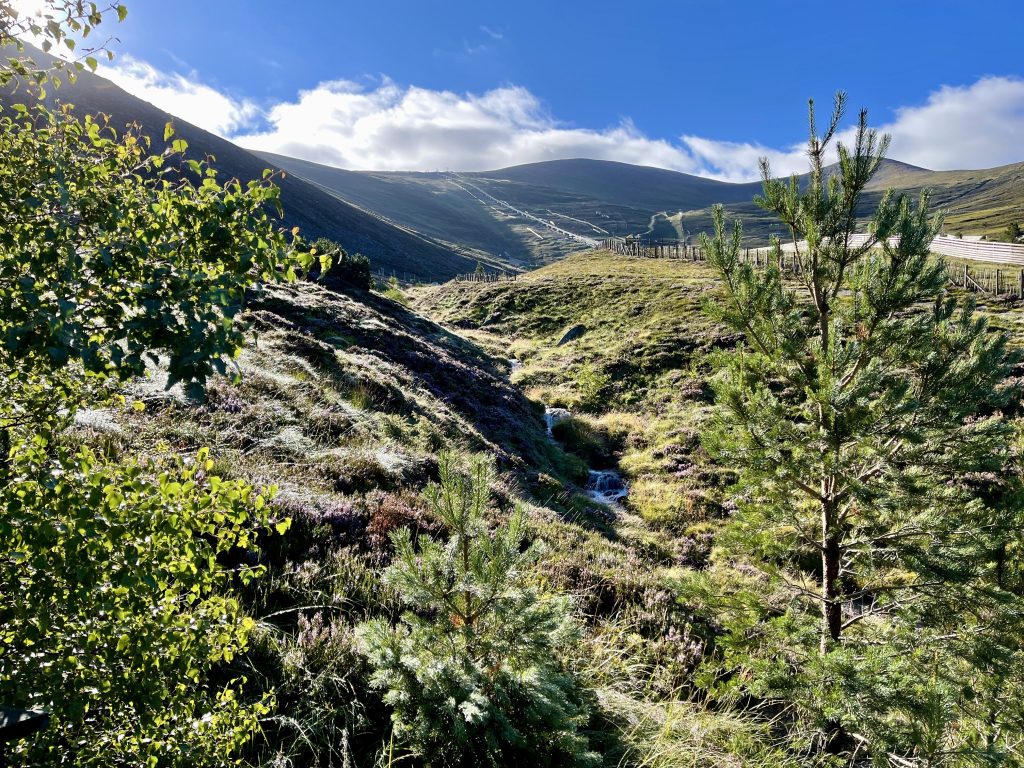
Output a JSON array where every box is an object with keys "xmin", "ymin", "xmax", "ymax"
[{"xmin": 600, "ymin": 237, "xmax": 1024, "ymax": 300}]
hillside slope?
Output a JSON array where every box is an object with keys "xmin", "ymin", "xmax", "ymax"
[
  {"xmin": 65, "ymin": 271, "xmax": 770, "ymax": 765},
  {"xmin": 258, "ymin": 151, "xmax": 1024, "ymax": 266},
  {"xmin": 0, "ymin": 53, "xmax": 478, "ymax": 281},
  {"xmin": 254, "ymin": 152, "xmax": 540, "ymax": 265},
  {"xmin": 865, "ymin": 159, "xmax": 1024, "ymax": 236}
]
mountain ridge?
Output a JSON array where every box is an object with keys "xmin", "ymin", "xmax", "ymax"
[
  {"xmin": 0, "ymin": 48, "xmax": 484, "ymax": 281},
  {"xmin": 259, "ymin": 150, "xmax": 1022, "ymax": 264}
]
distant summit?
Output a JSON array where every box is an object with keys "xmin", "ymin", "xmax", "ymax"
[
  {"xmin": 26, "ymin": 45, "xmax": 1014, "ymax": 267},
  {"xmin": 474, "ymin": 158, "xmax": 760, "ymax": 210}
]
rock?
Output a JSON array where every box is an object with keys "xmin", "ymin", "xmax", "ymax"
[{"xmin": 556, "ymin": 324, "xmax": 586, "ymax": 346}]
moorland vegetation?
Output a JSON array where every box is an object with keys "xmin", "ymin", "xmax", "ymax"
[{"xmin": 2, "ymin": 4, "xmax": 1024, "ymax": 768}]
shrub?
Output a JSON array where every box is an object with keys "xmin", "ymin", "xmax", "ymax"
[
  {"xmin": 314, "ymin": 237, "xmax": 372, "ymax": 291},
  {"xmin": 357, "ymin": 453, "xmax": 597, "ymax": 767},
  {"xmin": 574, "ymin": 362, "xmax": 612, "ymax": 413},
  {"xmin": 363, "ymin": 488, "xmax": 439, "ymax": 553},
  {"xmin": 382, "ymin": 275, "xmax": 409, "ymax": 306},
  {"xmin": 0, "ymin": 444, "xmax": 273, "ymax": 766}
]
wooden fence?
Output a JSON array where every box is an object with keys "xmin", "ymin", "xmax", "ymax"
[
  {"xmin": 601, "ymin": 238, "xmax": 1024, "ymax": 300},
  {"xmin": 452, "ymin": 272, "xmax": 519, "ymax": 283}
]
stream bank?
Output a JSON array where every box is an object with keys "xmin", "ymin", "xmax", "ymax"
[
  {"xmin": 509, "ymin": 358, "xmax": 630, "ymax": 511},
  {"xmin": 544, "ymin": 405, "xmax": 629, "ymax": 511}
]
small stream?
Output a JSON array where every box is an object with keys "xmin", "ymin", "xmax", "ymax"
[
  {"xmin": 510, "ymin": 358, "xmax": 630, "ymax": 509},
  {"xmin": 543, "ymin": 407, "xmax": 571, "ymax": 436},
  {"xmin": 586, "ymin": 469, "xmax": 628, "ymax": 505},
  {"xmin": 543, "ymin": 406, "xmax": 629, "ymax": 510}
]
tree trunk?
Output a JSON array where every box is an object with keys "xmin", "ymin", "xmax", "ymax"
[
  {"xmin": 821, "ymin": 504, "xmax": 842, "ymax": 654},
  {"xmin": 820, "ymin": 498, "xmax": 849, "ymax": 754},
  {"xmin": 0, "ymin": 425, "xmax": 9, "ymax": 485}
]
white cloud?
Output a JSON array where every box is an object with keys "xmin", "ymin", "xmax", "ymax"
[
  {"xmin": 234, "ymin": 76, "xmax": 1024, "ymax": 180},
  {"xmin": 233, "ymin": 79, "xmax": 714, "ymax": 175},
  {"xmin": 680, "ymin": 77, "xmax": 1024, "ymax": 179},
  {"xmin": 880, "ymin": 77, "xmax": 1024, "ymax": 170},
  {"xmin": 98, "ymin": 55, "xmax": 260, "ymax": 136},
  {"xmin": 677, "ymin": 136, "xmax": 810, "ymax": 181},
  {"xmin": 89, "ymin": 54, "xmax": 1024, "ymax": 181}
]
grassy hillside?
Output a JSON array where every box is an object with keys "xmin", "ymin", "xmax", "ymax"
[
  {"xmin": 64, "ymin": 271, "xmax": 790, "ymax": 766},
  {"xmin": 668, "ymin": 159, "xmax": 1024, "ymax": 244},
  {"xmin": 865, "ymin": 159, "xmax": 1024, "ymax": 237},
  {"xmin": 415, "ymin": 251, "xmax": 738, "ymax": 529}
]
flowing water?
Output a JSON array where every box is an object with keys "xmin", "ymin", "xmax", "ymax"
[
  {"xmin": 543, "ymin": 406, "xmax": 572, "ymax": 436},
  {"xmin": 541, "ymin": 405, "xmax": 629, "ymax": 511},
  {"xmin": 586, "ymin": 469, "xmax": 629, "ymax": 506}
]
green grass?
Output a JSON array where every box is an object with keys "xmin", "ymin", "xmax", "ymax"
[
  {"xmin": 414, "ymin": 250, "xmax": 735, "ymax": 532},
  {"xmin": 66, "ymin": 272, "xmax": 763, "ymax": 766}
]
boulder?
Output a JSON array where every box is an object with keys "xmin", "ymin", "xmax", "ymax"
[{"xmin": 556, "ymin": 324, "xmax": 586, "ymax": 346}]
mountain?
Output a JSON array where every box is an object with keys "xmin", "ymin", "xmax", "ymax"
[
  {"xmin": 254, "ymin": 154, "xmax": 761, "ymax": 265},
  {"xmin": 253, "ymin": 153, "xmax": 541, "ymax": 265},
  {"xmin": 476, "ymin": 158, "xmax": 761, "ymax": 210},
  {"xmin": 259, "ymin": 151, "xmax": 1023, "ymax": 265},
  {"xmin": 0, "ymin": 51, "xmax": 484, "ymax": 281},
  {"xmin": 864, "ymin": 159, "xmax": 1024, "ymax": 236}
]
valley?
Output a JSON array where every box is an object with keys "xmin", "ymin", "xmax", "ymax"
[{"xmin": 5, "ymin": 5, "xmax": 1024, "ymax": 765}]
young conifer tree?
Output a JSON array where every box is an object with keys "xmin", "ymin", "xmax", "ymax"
[
  {"xmin": 358, "ymin": 453, "xmax": 596, "ymax": 768},
  {"xmin": 697, "ymin": 93, "xmax": 1020, "ymax": 758}
]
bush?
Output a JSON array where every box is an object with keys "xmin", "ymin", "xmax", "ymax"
[
  {"xmin": 314, "ymin": 237, "xmax": 372, "ymax": 291},
  {"xmin": 574, "ymin": 362, "xmax": 612, "ymax": 413},
  {"xmin": 0, "ymin": 443, "xmax": 272, "ymax": 766},
  {"xmin": 382, "ymin": 275, "xmax": 409, "ymax": 306},
  {"xmin": 357, "ymin": 453, "xmax": 597, "ymax": 767}
]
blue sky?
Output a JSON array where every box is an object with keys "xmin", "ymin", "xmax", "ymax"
[{"xmin": 78, "ymin": 0, "xmax": 1024, "ymax": 178}]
